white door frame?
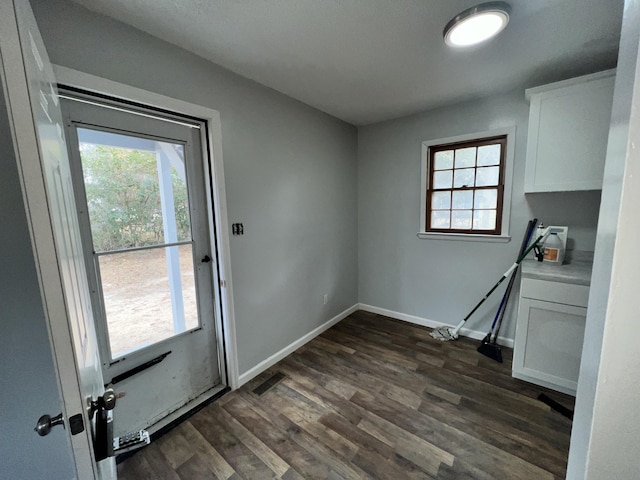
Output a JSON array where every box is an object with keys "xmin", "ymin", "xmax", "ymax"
[{"xmin": 53, "ymin": 66, "xmax": 240, "ymax": 392}]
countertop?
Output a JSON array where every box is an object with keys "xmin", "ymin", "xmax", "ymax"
[{"xmin": 520, "ymin": 250, "xmax": 594, "ymax": 286}]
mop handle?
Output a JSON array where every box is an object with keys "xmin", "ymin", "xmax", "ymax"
[
  {"xmin": 491, "ymin": 266, "xmax": 519, "ymax": 342},
  {"xmin": 491, "ymin": 221, "xmax": 538, "ymax": 341},
  {"xmin": 459, "ymin": 232, "xmax": 548, "ymax": 324},
  {"xmin": 487, "ymin": 219, "xmax": 536, "ymax": 335}
]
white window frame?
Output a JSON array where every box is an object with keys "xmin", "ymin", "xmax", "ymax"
[{"xmin": 419, "ymin": 126, "xmax": 516, "ymax": 242}]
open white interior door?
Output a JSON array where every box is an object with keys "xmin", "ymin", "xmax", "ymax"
[{"xmin": 0, "ymin": 1, "xmax": 114, "ymax": 478}]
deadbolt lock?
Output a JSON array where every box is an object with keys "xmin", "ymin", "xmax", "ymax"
[{"xmin": 87, "ymin": 388, "xmax": 117, "ymax": 419}]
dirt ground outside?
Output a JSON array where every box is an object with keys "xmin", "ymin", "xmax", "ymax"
[{"xmin": 98, "ymin": 246, "xmax": 198, "ymax": 358}]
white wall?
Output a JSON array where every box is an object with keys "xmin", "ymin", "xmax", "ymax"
[
  {"xmin": 357, "ymin": 92, "xmax": 601, "ymax": 340},
  {"xmin": 30, "ymin": 0, "xmax": 358, "ymax": 376}
]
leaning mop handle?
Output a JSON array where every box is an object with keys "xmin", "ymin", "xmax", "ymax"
[
  {"xmin": 451, "ymin": 229, "xmax": 550, "ymax": 336},
  {"xmin": 487, "ymin": 219, "xmax": 537, "ymax": 337}
]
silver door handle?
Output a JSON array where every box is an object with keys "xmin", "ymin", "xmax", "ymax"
[{"xmin": 34, "ymin": 413, "xmax": 64, "ymax": 436}]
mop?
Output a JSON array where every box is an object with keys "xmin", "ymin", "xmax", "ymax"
[
  {"xmin": 430, "ymin": 223, "xmax": 551, "ymax": 342},
  {"xmin": 477, "ymin": 219, "xmax": 537, "ymax": 362}
]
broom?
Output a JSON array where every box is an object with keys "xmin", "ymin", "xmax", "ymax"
[
  {"xmin": 477, "ymin": 219, "xmax": 536, "ymax": 362},
  {"xmin": 430, "ymin": 222, "xmax": 550, "ymax": 342}
]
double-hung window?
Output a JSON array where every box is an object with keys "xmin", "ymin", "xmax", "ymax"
[{"xmin": 421, "ymin": 129, "xmax": 514, "ymax": 240}]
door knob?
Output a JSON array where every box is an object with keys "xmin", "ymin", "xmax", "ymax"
[{"xmin": 34, "ymin": 413, "xmax": 64, "ymax": 436}]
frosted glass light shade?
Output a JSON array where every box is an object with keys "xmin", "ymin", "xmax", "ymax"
[{"xmin": 444, "ymin": 2, "xmax": 511, "ymax": 48}]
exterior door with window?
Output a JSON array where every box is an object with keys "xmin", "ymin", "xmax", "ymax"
[{"xmin": 61, "ymin": 94, "xmax": 223, "ymax": 437}]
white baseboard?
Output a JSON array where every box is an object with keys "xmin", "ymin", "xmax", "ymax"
[
  {"xmin": 358, "ymin": 303, "xmax": 514, "ymax": 348},
  {"xmin": 237, "ymin": 304, "xmax": 359, "ymax": 387},
  {"xmin": 237, "ymin": 302, "xmax": 514, "ymax": 388}
]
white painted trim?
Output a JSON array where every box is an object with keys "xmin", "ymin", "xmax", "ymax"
[
  {"xmin": 52, "ymin": 66, "xmax": 240, "ymax": 390},
  {"xmin": 417, "ymin": 232, "xmax": 511, "ymax": 243},
  {"xmin": 525, "ymin": 68, "xmax": 616, "ymax": 101},
  {"xmin": 358, "ymin": 303, "xmax": 515, "ymax": 348},
  {"xmin": 419, "ymin": 126, "xmax": 516, "ymax": 241},
  {"xmin": 54, "ymin": 65, "xmax": 220, "ymax": 123},
  {"xmin": 237, "ymin": 304, "xmax": 359, "ymax": 387}
]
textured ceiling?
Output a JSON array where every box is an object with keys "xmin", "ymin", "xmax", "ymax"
[{"xmin": 69, "ymin": 0, "xmax": 624, "ymax": 125}]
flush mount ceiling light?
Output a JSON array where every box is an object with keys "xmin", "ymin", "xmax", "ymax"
[{"xmin": 443, "ymin": 2, "xmax": 511, "ymax": 48}]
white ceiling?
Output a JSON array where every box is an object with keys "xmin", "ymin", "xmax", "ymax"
[{"xmin": 69, "ymin": 0, "xmax": 624, "ymax": 126}]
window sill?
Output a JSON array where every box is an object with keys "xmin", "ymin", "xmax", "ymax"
[{"xmin": 417, "ymin": 232, "xmax": 511, "ymax": 243}]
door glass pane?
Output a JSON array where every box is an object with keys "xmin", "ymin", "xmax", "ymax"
[
  {"xmin": 77, "ymin": 128, "xmax": 190, "ymax": 251},
  {"xmin": 77, "ymin": 127, "xmax": 200, "ymax": 359},
  {"xmin": 98, "ymin": 246, "xmax": 197, "ymax": 358}
]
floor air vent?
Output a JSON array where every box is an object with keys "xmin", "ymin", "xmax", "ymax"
[{"xmin": 252, "ymin": 372, "xmax": 286, "ymax": 396}]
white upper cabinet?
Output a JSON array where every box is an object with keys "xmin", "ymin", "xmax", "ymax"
[{"xmin": 524, "ymin": 70, "xmax": 615, "ymax": 192}]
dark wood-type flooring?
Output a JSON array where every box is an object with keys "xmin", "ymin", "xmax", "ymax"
[{"xmin": 118, "ymin": 311, "xmax": 574, "ymax": 479}]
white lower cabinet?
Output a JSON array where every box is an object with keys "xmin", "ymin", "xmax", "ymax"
[{"xmin": 512, "ymin": 278, "xmax": 588, "ymax": 395}]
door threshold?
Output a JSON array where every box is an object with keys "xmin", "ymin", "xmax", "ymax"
[{"xmin": 116, "ymin": 383, "xmax": 229, "ymax": 463}]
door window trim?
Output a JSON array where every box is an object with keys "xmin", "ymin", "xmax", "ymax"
[
  {"xmin": 63, "ymin": 98, "xmax": 211, "ymax": 366},
  {"xmin": 54, "ymin": 65, "xmax": 239, "ymax": 389}
]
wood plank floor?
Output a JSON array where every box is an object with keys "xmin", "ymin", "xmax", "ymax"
[{"xmin": 117, "ymin": 311, "xmax": 574, "ymax": 479}]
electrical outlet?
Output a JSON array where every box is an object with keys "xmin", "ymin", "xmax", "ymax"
[{"xmin": 323, "ymin": 294, "xmax": 328, "ymax": 305}]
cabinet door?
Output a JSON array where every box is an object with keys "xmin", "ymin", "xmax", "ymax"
[
  {"xmin": 524, "ymin": 74, "xmax": 615, "ymax": 192},
  {"xmin": 513, "ymin": 298, "xmax": 586, "ymax": 395}
]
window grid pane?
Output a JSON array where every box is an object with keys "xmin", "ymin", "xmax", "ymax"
[
  {"xmin": 431, "ymin": 191, "xmax": 451, "ymax": 210},
  {"xmin": 454, "ymin": 147, "xmax": 476, "ymax": 168},
  {"xmin": 452, "ymin": 190, "xmax": 473, "ymax": 210},
  {"xmin": 431, "ymin": 210, "xmax": 451, "ymax": 229},
  {"xmin": 453, "ymin": 168, "xmax": 475, "ymax": 188},
  {"xmin": 477, "ymin": 144, "xmax": 501, "ymax": 166},
  {"xmin": 427, "ymin": 136, "xmax": 505, "ymax": 234},
  {"xmin": 434, "ymin": 150, "xmax": 454, "ymax": 170}
]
